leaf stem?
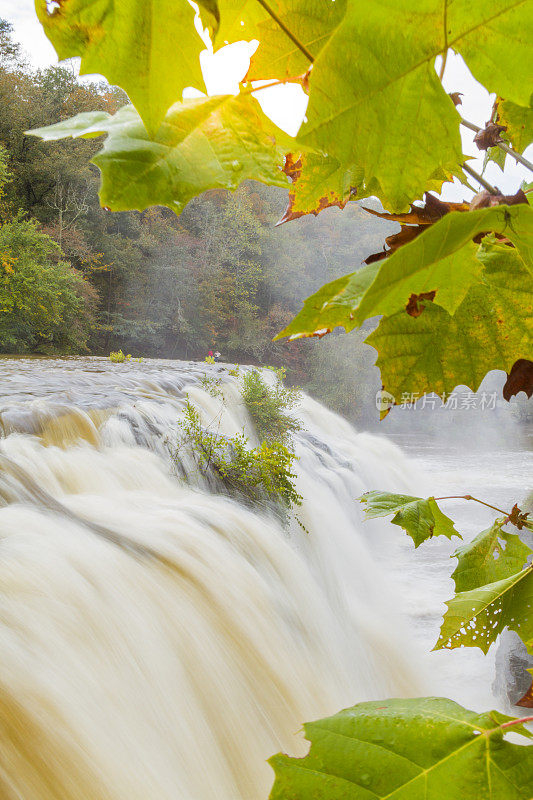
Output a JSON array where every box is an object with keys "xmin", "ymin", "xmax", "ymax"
[
  {"xmin": 499, "ymin": 716, "xmax": 533, "ymax": 730},
  {"xmin": 438, "ymin": 49, "xmax": 448, "ymax": 81},
  {"xmin": 433, "ymin": 495, "xmax": 512, "ymax": 517},
  {"xmin": 460, "ymin": 117, "xmax": 533, "ymax": 173},
  {"xmin": 462, "ymin": 162, "xmax": 498, "ymax": 194},
  {"xmin": 255, "ymin": 0, "xmax": 315, "ymax": 64}
]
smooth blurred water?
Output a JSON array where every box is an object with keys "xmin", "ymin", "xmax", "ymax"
[{"xmin": 0, "ymin": 355, "xmax": 529, "ymax": 798}]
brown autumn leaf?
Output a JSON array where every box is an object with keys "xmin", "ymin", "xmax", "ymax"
[
  {"xmin": 406, "ymin": 290, "xmax": 436, "ymax": 317},
  {"xmin": 364, "ymin": 193, "xmax": 470, "ymax": 263},
  {"xmin": 474, "ymin": 122, "xmax": 507, "ymax": 151},
  {"xmin": 503, "ymin": 359, "xmax": 533, "ymax": 401},
  {"xmin": 506, "ymin": 503, "xmax": 530, "ymax": 531},
  {"xmin": 516, "ymin": 679, "xmax": 533, "ymax": 709},
  {"xmin": 469, "ymin": 188, "xmax": 528, "ymax": 212},
  {"xmin": 449, "ymin": 92, "xmax": 463, "ymax": 107}
]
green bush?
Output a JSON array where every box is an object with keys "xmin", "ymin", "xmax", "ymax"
[
  {"xmin": 0, "ymin": 216, "xmax": 96, "ymax": 353},
  {"xmin": 170, "ymin": 400, "xmax": 301, "ymax": 512},
  {"xmin": 241, "ymin": 369, "xmax": 301, "ymax": 445}
]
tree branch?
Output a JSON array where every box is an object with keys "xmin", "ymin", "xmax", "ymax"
[
  {"xmin": 460, "ymin": 117, "xmax": 533, "ymax": 174},
  {"xmin": 434, "ymin": 494, "xmax": 513, "ymax": 517},
  {"xmin": 462, "ymin": 162, "xmax": 498, "ymax": 194}
]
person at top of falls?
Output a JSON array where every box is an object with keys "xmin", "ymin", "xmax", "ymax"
[
  {"xmin": 214, "ymin": 352, "xmax": 221, "ymax": 362},
  {"xmin": 208, "ymin": 350, "xmax": 213, "ymax": 358}
]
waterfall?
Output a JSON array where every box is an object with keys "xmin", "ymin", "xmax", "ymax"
[{"xmin": 0, "ymin": 357, "xmax": 425, "ymax": 800}]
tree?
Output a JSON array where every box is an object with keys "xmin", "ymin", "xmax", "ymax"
[{"xmin": 0, "ymin": 216, "xmax": 96, "ymax": 352}]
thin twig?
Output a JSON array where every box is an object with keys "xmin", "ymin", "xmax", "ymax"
[
  {"xmin": 255, "ymin": 0, "xmax": 315, "ymax": 64},
  {"xmin": 433, "ymin": 494, "xmax": 513, "ymax": 517},
  {"xmin": 462, "ymin": 162, "xmax": 498, "ymax": 194},
  {"xmin": 460, "ymin": 117, "xmax": 533, "ymax": 173}
]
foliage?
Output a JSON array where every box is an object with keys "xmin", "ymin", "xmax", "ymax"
[
  {"xmin": 204, "ymin": 355, "xmax": 215, "ymax": 364},
  {"xmin": 360, "ymin": 491, "xmax": 460, "ymax": 548},
  {"xmin": 241, "ymin": 369, "xmax": 301, "ymax": 445},
  {"xmin": 200, "ymin": 374, "xmax": 223, "ymax": 397},
  {"xmin": 360, "ymin": 490, "xmax": 533, "ymax": 658},
  {"xmin": 110, "ymin": 349, "xmax": 128, "ymax": 362},
  {"xmin": 35, "ymin": 0, "xmax": 209, "ymax": 137},
  {"xmin": 27, "ymin": 98, "xmax": 292, "ymax": 214},
  {"xmin": 452, "ymin": 520, "xmax": 532, "ymax": 593},
  {"xmin": 26, "ymin": 0, "xmax": 533, "ymax": 413},
  {"xmin": 109, "ymin": 350, "xmax": 142, "ymax": 362},
  {"xmin": 171, "ymin": 399, "xmax": 301, "ymax": 511},
  {"xmin": 269, "ymin": 697, "xmax": 533, "ymax": 800},
  {"xmin": 0, "ymin": 216, "xmax": 95, "ymax": 353}
]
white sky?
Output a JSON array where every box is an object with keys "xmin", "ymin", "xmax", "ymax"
[{"xmin": 2, "ymin": 0, "xmax": 531, "ymax": 202}]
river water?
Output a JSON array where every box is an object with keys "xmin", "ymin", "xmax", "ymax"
[{"xmin": 0, "ymin": 356, "xmax": 530, "ymax": 799}]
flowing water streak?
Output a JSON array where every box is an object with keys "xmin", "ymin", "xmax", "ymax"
[{"xmin": 0, "ymin": 357, "xmax": 424, "ymax": 800}]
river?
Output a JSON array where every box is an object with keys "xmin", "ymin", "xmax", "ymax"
[{"xmin": 0, "ymin": 356, "xmax": 530, "ymax": 799}]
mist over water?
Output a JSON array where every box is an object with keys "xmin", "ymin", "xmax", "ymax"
[{"xmin": 0, "ymin": 356, "xmax": 529, "ymax": 798}]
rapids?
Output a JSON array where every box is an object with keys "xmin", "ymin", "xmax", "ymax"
[{"xmin": 0, "ymin": 356, "xmax": 449, "ymax": 799}]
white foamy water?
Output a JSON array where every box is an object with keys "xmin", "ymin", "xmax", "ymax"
[{"xmin": 0, "ymin": 356, "xmax": 527, "ymax": 798}]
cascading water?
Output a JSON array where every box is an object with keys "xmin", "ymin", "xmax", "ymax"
[{"xmin": 0, "ymin": 356, "xmax": 429, "ymax": 799}]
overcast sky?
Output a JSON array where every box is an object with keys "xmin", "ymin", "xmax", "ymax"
[{"xmin": 2, "ymin": 0, "xmax": 531, "ymax": 202}]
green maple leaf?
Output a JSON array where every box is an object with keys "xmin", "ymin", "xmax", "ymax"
[
  {"xmin": 269, "ymin": 697, "xmax": 533, "ymax": 800},
  {"xmin": 436, "ymin": 564, "xmax": 533, "ymax": 654},
  {"xmin": 245, "ymin": 0, "xmax": 346, "ymax": 81},
  {"xmin": 278, "ymin": 152, "xmax": 365, "ymax": 224},
  {"xmin": 207, "ymin": 1, "xmax": 344, "ymax": 81},
  {"xmin": 27, "ymin": 96, "xmax": 292, "ymax": 214},
  {"xmin": 298, "ymin": 1, "xmax": 532, "ymax": 210},
  {"xmin": 360, "ymin": 491, "xmax": 460, "ymax": 548},
  {"xmin": 275, "ymin": 263, "xmax": 378, "ymax": 340},
  {"xmin": 366, "ymin": 238, "xmax": 533, "ymax": 404},
  {"xmin": 497, "ymin": 100, "xmax": 533, "ymax": 155},
  {"xmin": 35, "ymin": 0, "xmax": 213, "ymax": 136},
  {"xmin": 452, "ymin": 520, "xmax": 532, "ymax": 594},
  {"xmin": 276, "ymin": 204, "xmax": 533, "ymax": 341}
]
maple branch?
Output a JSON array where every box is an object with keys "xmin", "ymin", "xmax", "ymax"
[
  {"xmin": 462, "ymin": 163, "xmax": 498, "ymax": 194},
  {"xmin": 255, "ymin": 0, "xmax": 315, "ymax": 64},
  {"xmin": 433, "ymin": 494, "xmax": 513, "ymax": 517},
  {"xmin": 460, "ymin": 118, "xmax": 533, "ymax": 173}
]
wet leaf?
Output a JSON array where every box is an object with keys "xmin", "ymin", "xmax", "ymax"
[
  {"xmin": 436, "ymin": 564, "xmax": 533, "ymax": 654},
  {"xmin": 503, "ymin": 359, "xmax": 533, "ymax": 401},
  {"xmin": 269, "ymin": 697, "xmax": 533, "ymax": 800},
  {"xmin": 274, "ymin": 263, "xmax": 378, "ymax": 340},
  {"xmin": 27, "ymin": 98, "xmax": 292, "ymax": 214},
  {"xmin": 276, "ymin": 204, "xmax": 533, "ymax": 342},
  {"xmin": 298, "ymin": 2, "xmax": 532, "ymax": 211},
  {"xmin": 366, "ymin": 238, "xmax": 533, "ymax": 405},
  {"xmin": 35, "ymin": 0, "xmax": 209, "ymax": 136},
  {"xmin": 452, "ymin": 520, "xmax": 532, "ymax": 593},
  {"xmin": 360, "ymin": 491, "xmax": 460, "ymax": 548}
]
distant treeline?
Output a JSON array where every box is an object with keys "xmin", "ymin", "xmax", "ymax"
[{"xmin": 0, "ymin": 19, "xmax": 392, "ymax": 420}]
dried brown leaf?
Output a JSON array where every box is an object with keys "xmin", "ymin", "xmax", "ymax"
[
  {"xmin": 405, "ymin": 291, "xmax": 437, "ymax": 317},
  {"xmin": 503, "ymin": 359, "xmax": 533, "ymax": 401},
  {"xmin": 474, "ymin": 122, "xmax": 507, "ymax": 151}
]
